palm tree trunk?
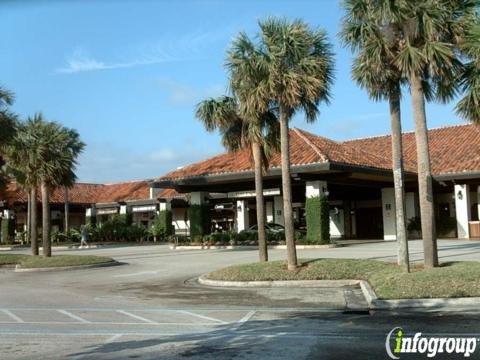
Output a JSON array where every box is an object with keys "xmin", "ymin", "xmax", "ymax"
[
  {"xmin": 26, "ymin": 191, "xmax": 31, "ymax": 245},
  {"xmin": 41, "ymin": 181, "xmax": 51, "ymax": 257},
  {"xmin": 389, "ymin": 93, "xmax": 410, "ymax": 273},
  {"xmin": 64, "ymin": 186, "xmax": 69, "ymax": 234},
  {"xmin": 279, "ymin": 106, "xmax": 297, "ymax": 270},
  {"xmin": 252, "ymin": 142, "xmax": 268, "ymax": 262},
  {"xmin": 410, "ymin": 72, "xmax": 438, "ymax": 268},
  {"xmin": 30, "ymin": 187, "xmax": 38, "ymax": 256}
]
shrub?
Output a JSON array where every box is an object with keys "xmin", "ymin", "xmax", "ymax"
[
  {"xmin": 150, "ymin": 210, "xmax": 173, "ymax": 241},
  {"xmin": 1, "ymin": 217, "xmax": 15, "ymax": 244},
  {"xmin": 306, "ymin": 195, "xmax": 330, "ymax": 244},
  {"xmin": 188, "ymin": 205, "xmax": 211, "ymax": 237}
]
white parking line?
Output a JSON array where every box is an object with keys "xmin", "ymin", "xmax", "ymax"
[
  {"xmin": 105, "ymin": 334, "xmax": 123, "ymax": 343},
  {"xmin": 116, "ymin": 310, "xmax": 157, "ymax": 324},
  {"xmin": 177, "ymin": 310, "xmax": 228, "ymax": 324},
  {"xmin": 1, "ymin": 309, "xmax": 24, "ymax": 323},
  {"xmin": 57, "ymin": 310, "xmax": 91, "ymax": 323},
  {"xmin": 231, "ymin": 310, "xmax": 255, "ymax": 331}
]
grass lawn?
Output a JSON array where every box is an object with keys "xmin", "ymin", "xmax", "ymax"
[
  {"xmin": 0, "ymin": 254, "xmax": 114, "ymax": 268},
  {"xmin": 206, "ymin": 259, "xmax": 480, "ymax": 300}
]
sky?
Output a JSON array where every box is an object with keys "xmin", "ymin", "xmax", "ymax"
[{"xmin": 0, "ymin": 0, "xmax": 467, "ymax": 183}]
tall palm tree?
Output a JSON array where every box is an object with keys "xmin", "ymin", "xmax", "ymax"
[
  {"xmin": 343, "ymin": 0, "xmax": 477, "ymax": 268},
  {"xmin": 341, "ymin": 0, "xmax": 410, "ymax": 272},
  {"xmin": 4, "ymin": 118, "xmax": 42, "ymax": 255},
  {"xmin": 196, "ymin": 96, "xmax": 279, "ymax": 262},
  {"xmin": 0, "ymin": 86, "xmax": 17, "ymax": 195},
  {"xmin": 227, "ymin": 18, "xmax": 335, "ymax": 270},
  {"xmin": 35, "ymin": 118, "xmax": 85, "ymax": 257}
]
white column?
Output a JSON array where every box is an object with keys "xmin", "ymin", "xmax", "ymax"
[
  {"xmin": 273, "ymin": 196, "xmax": 284, "ymax": 226},
  {"xmin": 120, "ymin": 205, "xmax": 127, "ymax": 215},
  {"xmin": 477, "ymin": 186, "xmax": 480, "ymax": 220},
  {"xmin": 305, "ymin": 180, "xmax": 328, "ymax": 198},
  {"xmin": 236, "ymin": 200, "xmax": 249, "ymax": 232},
  {"xmin": 190, "ymin": 191, "xmax": 207, "ymax": 205},
  {"xmin": 159, "ymin": 202, "xmax": 171, "ymax": 211},
  {"xmin": 405, "ymin": 192, "xmax": 417, "ymax": 222},
  {"xmin": 381, "ymin": 188, "xmax": 396, "ymax": 240},
  {"xmin": 455, "ymin": 184, "xmax": 471, "ymax": 238},
  {"xmin": 266, "ymin": 201, "xmax": 274, "ymax": 223}
]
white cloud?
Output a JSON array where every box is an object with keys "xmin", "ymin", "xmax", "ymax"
[{"xmin": 56, "ymin": 48, "xmax": 175, "ymax": 74}]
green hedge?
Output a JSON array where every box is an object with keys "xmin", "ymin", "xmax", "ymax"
[
  {"xmin": 188, "ymin": 205, "xmax": 210, "ymax": 237},
  {"xmin": 151, "ymin": 210, "xmax": 173, "ymax": 239},
  {"xmin": 1, "ymin": 217, "xmax": 15, "ymax": 244},
  {"xmin": 306, "ymin": 195, "xmax": 330, "ymax": 244}
]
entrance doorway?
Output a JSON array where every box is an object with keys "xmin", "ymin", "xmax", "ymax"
[{"xmin": 355, "ymin": 207, "xmax": 383, "ymax": 239}]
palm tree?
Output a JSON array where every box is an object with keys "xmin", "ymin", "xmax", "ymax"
[
  {"xmin": 196, "ymin": 96, "xmax": 279, "ymax": 262},
  {"xmin": 34, "ymin": 117, "xmax": 85, "ymax": 257},
  {"xmin": 342, "ymin": 1, "xmax": 478, "ymax": 268},
  {"xmin": 227, "ymin": 18, "xmax": 335, "ymax": 270},
  {"xmin": 341, "ymin": 0, "xmax": 410, "ymax": 272},
  {"xmin": 0, "ymin": 86, "xmax": 17, "ymax": 195},
  {"xmin": 4, "ymin": 118, "xmax": 42, "ymax": 255}
]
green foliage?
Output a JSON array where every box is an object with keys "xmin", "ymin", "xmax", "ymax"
[
  {"xmin": 188, "ymin": 205, "xmax": 210, "ymax": 237},
  {"xmin": 0, "ymin": 217, "xmax": 15, "ymax": 244},
  {"xmin": 51, "ymin": 228, "xmax": 81, "ymax": 243},
  {"xmin": 306, "ymin": 196, "xmax": 330, "ymax": 244},
  {"xmin": 93, "ymin": 215, "xmax": 147, "ymax": 242},
  {"xmin": 408, "ymin": 216, "xmax": 458, "ymax": 237},
  {"xmin": 150, "ymin": 210, "xmax": 173, "ymax": 240}
]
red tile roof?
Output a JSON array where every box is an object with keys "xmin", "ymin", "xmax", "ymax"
[
  {"xmin": 2, "ymin": 180, "xmax": 182, "ymax": 206},
  {"xmin": 159, "ymin": 128, "xmax": 400, "ymax": 181},
  {"xmin": 159, "ymin": 123, "xmax": 480, "ymax": 181},
  {"xmin": 344, "ymin": 123, "xmax": 480, "ymax": 176}
]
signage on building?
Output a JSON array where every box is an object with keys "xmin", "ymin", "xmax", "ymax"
[
  {"xmin": 132, "ymin": 205, "xmax": 157, "ymax": 213},
  {"xmin": 97, "ymin": 208, "xmax": 118, "ymax": 215},
  {"xmin": 228, "ymin": 188, "xmax": 280, "ymax": 199}
]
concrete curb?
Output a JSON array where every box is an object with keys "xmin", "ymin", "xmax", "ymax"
[
  {"xmin": 198, "ymin": 274, "xmax": 359, "ymax": 288},
  {"xmin": 171, "ymin": 244, "xmax": 338, "ymax": 250},
  {"xmin": 199, "ymin": 275, "xmax": 480, "ymax": 311},
  {"xmin": 14, "ymin": 260, "xmax": 121, "ymax": 273},
  {"xmin": 361, "ymin": 279, "xmax": 480, "ymax": 309}
]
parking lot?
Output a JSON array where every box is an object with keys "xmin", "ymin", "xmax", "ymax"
[{"xmin": 1, "ymin": 240, "xmax": 480, "ymax": 359}]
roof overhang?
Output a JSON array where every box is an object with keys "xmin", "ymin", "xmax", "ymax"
[{"xmin": 434, "ymin": 171, "xmax": 480, "ymax": 182}]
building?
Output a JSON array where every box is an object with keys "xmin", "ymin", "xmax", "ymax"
[
  {"xmin": 0, "ymin": 180, "xmax": 184, "ymax": 239},
  {"xmin": 153, "ymin": 124, "xmax": 480, "ymax": 240}
]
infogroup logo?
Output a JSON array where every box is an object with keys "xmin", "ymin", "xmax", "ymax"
[{"xmin": 386, "ymin": 327, "xmax": 479, "ymax": 359}]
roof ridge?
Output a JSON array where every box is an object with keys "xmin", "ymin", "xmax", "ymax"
[
  {"xmin": 103, "ymin": 179, "xmax": 152, "ymax": 186},
  {"xmin": 292, "ymin": 128, "xmax": 328, "ymax": 162},
  {"xmin": 343, "ymin": 122, "xmax": 474, "ymax": 142}
]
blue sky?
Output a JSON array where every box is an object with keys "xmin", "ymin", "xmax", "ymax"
[{"xmin": 1, "ymin": 0, "xmax": 466, "ymax": 183}]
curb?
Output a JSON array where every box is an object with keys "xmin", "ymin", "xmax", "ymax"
[
  {"xmin": 198, "ymin": 275, "xmax": 480, "ymax": 312},
  {"xmin": 14, "ymin": 260, "xmax": 121, "ymax": 273},
  {"xmin": 362, "ymin": 278, "xmax": 480, "ymax": 310},
  {"xmin": 171, "ymin": 244, "xmax": 338, "ymax": 250},
  {"xmin": 198, "ymin": 274, "xmax": 359, "ymax": 288}
]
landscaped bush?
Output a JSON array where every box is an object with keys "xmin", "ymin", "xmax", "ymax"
[
  {"xmin": 306, "ymin": 195, "xmax": 330, "ymax": 244},
  {"xmin": 1, "ymin": 217, "xmax": 15, "ymax": 244},
  {"xmin": 408, "ymin": 215, "xmax": 458, "ymax": 238},
  {"xmin": 93, "ymin": 215, "xmax": 148, "ymax": 242},
  {"xmin": 51, "ymin": 228, "xmax": 82, "ymax": 243},
  {"xmin": 150, "ymin": 210, "xmax": 173, "ymax": 241},
  {"xmin": 188, "ymin": 205, "xmax": 211, "ymax": 237}
]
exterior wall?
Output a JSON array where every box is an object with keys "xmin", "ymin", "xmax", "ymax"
[
  {"xmin": 455, "ymin": 184, "xmax": 471, "ymax": 239},
  {"xmin": 172, "ymin": 207, "xmax": 189, "ymax": 235},
  {"xmin": 236, "ymin": 200, "xmax": 249, "ymax": 232},
  {"xmin": 381, "ymin": 188, "xmax": 396, "ymax": 240},
  {"xmin": 329, "ymin": 208, "xmax": 344, "ymax": 239},
  {"xmin": 266, "ymin": 201, "xmax": 274, "ymax": 223},
  {"xmin": 273, "ymin": 196, "xmax": 284, "ymax": 226}
]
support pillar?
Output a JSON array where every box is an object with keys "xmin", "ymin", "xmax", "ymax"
[
  {"xmin": 273, "ymin": 196, "xmax": 284, "ymax": 226},
  {"xmin": 381, "ymin": 188, "xmax": 396, "ymax": 240},
  {"xmin": 266, "ymin": 201, "xmax": 274, "ymax": 223},
  {"xmin": 236, "ymin": 200, "xmax": 249, "ymax": 232},
  {"xmin": 455, "ymin": 184, "xmax": 471, "ymax": 238}
]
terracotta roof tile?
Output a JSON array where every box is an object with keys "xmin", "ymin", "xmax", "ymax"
[{"xmin": 344, "ymin": 123, "xmax": 480, "ymax": 175}]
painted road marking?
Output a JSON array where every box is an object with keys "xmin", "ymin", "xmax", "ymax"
[
  {"xmin": 57, "ymin": 310, "xmax": 91, "ymax": 324},
  {"xmin": 177, "ymin": 310, "xmax": 227, "ymax": 324},
  {"xmin": 105, "ymin": 334, "xmax": 123, "ymax": 343},
  {"xmin": 1, "ymin": 309, "xmax": 24, "ymax": 323},
  {"xmin": 116, "ymin": 310, "xmax": 157, "ymax": 324},
  {"xmin": 231, "ymin": 310, "xmax": 256, "ymax": 331},
  {"xmin": 112, "ymin": 271, "xmax": 159, "ymax": 278}
]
